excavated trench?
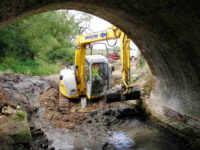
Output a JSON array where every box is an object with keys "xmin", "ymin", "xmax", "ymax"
[{"xmin": 0, "ymin": 74, "xmax": 192, "ymax": 150}]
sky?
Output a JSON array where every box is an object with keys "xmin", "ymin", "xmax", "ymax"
[
  {"xmin": 68, "ymin": 10, "xmax": 111, "ymax": 32},
  {"xmin": 68, "ymin": 10, "xmax": 139, "ymax": 57},
  {"xmin": 88, "ymin": 14, "xmax": 111, "ymax": 32}
]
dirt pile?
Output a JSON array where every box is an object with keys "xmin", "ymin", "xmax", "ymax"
[
  {"xmin": 40, "ymin": 88, "xmax": 84, "ymax": 128},
  {"xmin": 39, "ymin": 88, "xmax": 113, "ymax": 129},
  {"xmin": 39, "ymin": 86, "xmax": 142, "ymax": 131},
  {"xmin": 0, "ymin": 74, "xmax": 51, "ymax": 112}
]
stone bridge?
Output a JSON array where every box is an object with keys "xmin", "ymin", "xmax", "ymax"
[{"xmin": 0, "ymin": 0, "xmax": 200, "ymax": 146}]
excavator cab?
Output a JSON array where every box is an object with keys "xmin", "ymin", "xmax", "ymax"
[{"xmin": 85, "ymin": 55, "xmax": 111, "ymax": 99}]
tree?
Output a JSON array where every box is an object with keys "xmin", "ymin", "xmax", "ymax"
[{"xmin": 0, "ymin": 10, "xmax": 90, "ymax": 75}]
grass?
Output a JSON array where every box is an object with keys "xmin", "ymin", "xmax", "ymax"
[{"xmin": 0, "ymin": 57, "xmax": 62, "ymax": 75}]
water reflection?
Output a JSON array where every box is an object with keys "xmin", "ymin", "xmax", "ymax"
[{"xmin": 108, "ymin": 132, "xmax": 135, "ymax": 150}]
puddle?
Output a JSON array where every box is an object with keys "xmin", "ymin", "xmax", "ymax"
[{"xmin": 109, "ymin": 131, "xmax": 135, "ymax": 150}]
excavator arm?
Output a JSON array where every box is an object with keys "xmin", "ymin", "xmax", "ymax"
[{"xmin": 120, "ymin": 32, "xmax": 131, "ymax": 90}]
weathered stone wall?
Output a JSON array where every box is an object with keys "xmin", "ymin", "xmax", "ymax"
[{"xmin": 0, "ymin": 0, "xmax": 200, "ymax": 139}]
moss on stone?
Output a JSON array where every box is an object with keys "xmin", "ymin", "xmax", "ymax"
[
  {"xmin": 12, "ymin": 111, "xmax": 32, "ymax": 144},
  {"xmin": 0, "ymin": 135, "xmax": 15, "ymax": 150},
  {"xmin": 13, "ymin": 128, "xmax": 32, "ymax": 144},
  {"xmin": 0, "ymin": 109, "xmax": 32, "ymax": 148}
]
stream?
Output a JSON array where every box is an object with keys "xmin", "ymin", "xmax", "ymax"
[
  {"xmin": 32, "ymin": 107, "xmax": 186, "ymax": 150},
  {"xmin": 32, "ymin": 97, "xmax": 186, "ymax": 150}
]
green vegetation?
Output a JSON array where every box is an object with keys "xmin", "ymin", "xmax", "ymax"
[
  {"xmin": 139, "ymin": 55, "xmax": 146, "ymax": 68},
  {"xmin": 131, "ymin": 52, "xmax": 153, "ymax": 94},
  {"xmin": 14, "ymin": 129, "xmax": 32, "ymax": 144},
  {"xmin": 14, "ymin": 111, "xmax": 26, "ymax": 121},
  {"xmin": 0, "ymin": 10, "xmax": 90, "ymax": 75}
]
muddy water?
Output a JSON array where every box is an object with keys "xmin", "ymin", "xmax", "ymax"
[{"xmin": 32, "ymin": 105, "xmax": 185, "ymax": 150}]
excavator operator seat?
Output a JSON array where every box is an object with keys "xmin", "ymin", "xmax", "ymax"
[{"xmin": 85, "ymin": 55, "xmax": 111, "ymax": 98}]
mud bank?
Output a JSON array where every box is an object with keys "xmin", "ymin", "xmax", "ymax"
[{"xmin": 0, "ymin": 74, "xmax": 53, "ymax": 150}]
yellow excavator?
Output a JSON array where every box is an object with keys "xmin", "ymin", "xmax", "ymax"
[{"xmin": 59, "ymin": 26, "xmax": 139, "ymax": 108}]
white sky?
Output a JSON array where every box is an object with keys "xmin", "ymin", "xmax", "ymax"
[
  {"xmin": 89, "ymin": 15, "xmax": 111, "ymax": 32},
  {"xmin": 68, "ymin": 10, "xmax": 139, "ymax": 57}
]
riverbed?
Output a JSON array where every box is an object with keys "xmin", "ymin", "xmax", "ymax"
[
  {"xmin": 32, "ymin": 102, "xmax": 186, "ymax": 150},
  {"xmin": 0, "ymin": 74, "xmax": 188, "ymax": 150}
]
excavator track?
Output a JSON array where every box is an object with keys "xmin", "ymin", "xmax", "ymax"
[{"xmin": 58, "ymin": 92, "xmax": 71, "ymax": 114}]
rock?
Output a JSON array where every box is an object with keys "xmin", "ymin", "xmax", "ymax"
[
  {"xmin": 2, "ymin": 106, "xmax": 16, "ymax": 115},
  {"xmin": 0, "ymin": 111, "xmax": 32, "ymax": 149},
  {"xmin": 30, "ymin": 127, "xmax": 52, "ymax": 150},
  {"xmin": 0, "ymin": 86, "xmax": 16, "ymax": 108},
  {"xmin": 31, "ymin": 128, "xmax": 45, "ymax": 138},
  {"xmin": 102, "ymin": 143, "xmax": 116, "ymax": 150},
  {"xmin": 0, "ymin": 74, "xmax": 55, "ymax": 150}
]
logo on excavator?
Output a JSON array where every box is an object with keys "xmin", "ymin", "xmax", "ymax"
[
  {"xmin": 100, "ymin": 32, "xmax": 107, "ymax": 38},
  {"xmin": 85, "ymin": 34, "xmax": 98, "ymax": 40}
]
